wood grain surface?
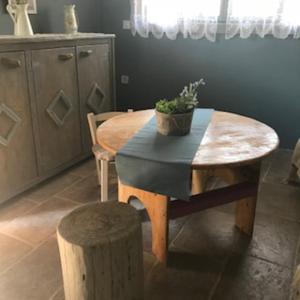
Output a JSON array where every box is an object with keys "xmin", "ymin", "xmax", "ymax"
[
  {"xmin": 0, "ymin": 33, "xmax": 115, "ymax": 45},
  {"xmin": 57, "ymin": 202, "xmax": 144, "ymax": 300},
  {"xmin": 96, "ymin": 110, "xmax": 279, "ymax": 169}
]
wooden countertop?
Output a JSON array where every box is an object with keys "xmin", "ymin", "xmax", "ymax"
[{"xmin": 0, "ymin": 33, "xmax": 115, "ymax": 45}]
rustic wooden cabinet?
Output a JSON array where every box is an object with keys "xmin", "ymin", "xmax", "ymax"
[
  {"xmin": 77, "ymin": 43, "xmax": 114, "ymax": 153},
  {"xmin": 32, "ymin": 47, "xmax": 82, "ymax": 173},
  {"xmin": 0, "ymin": 51, "xmax": 38, "ymax": 199},
  {"xmin": 0, "ymin": 34, "xmax": 116, "ymax": 204}
]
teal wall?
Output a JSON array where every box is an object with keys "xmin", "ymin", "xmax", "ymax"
[
  {"xmin": 0, "ymin": 0, "xmax": 99, "ymax": 34},
  {"xmin": 100, "ymin": 0, "xmax": 300, "ymax": 149}
]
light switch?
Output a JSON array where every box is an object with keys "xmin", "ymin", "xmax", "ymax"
[
  {"xmin": 122, "ymin": 20, "xmax": 131, "ymax": 30},
  {"xmin": 121, "ymin": 75, "xmax": 129, "ymax": 84}
]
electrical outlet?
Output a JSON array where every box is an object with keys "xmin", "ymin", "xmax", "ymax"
[
  {"xmin": 122, "ymin": 20, "xmax": 131, "ymax": 30},
  {"xmin": 121, "ymin": 75, "xmax": 129, "ymax": 84}
]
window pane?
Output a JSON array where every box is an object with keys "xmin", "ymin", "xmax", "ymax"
[
  {"xmin": 282, "ymin": 0, "xmax": 300, "ymax": 25},
  {"xmin": 226, "ymin": 0, "xmax": 300, "ymax": 39},
  {"xmin": 230, "ymin": 0, "xmax": 280, "ymax": 18},
  {"xmin": 146, "ymin": 0, "xmax": 222, "ymax": 26}
]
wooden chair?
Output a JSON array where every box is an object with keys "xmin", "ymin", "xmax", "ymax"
[{"xmin": 87, "ymin": 111, "xmax": 127, "ymax": 202}]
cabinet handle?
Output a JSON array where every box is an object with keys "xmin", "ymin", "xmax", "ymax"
[
  {"xmin": 58, "ymin": 53, "xmax": 74, "ymax": 61},
  {"xmin": 1, "ymin": 57, "xmax": 21, "ymax": 68},
  {"xmin": 80, "ymin": 50, "xmax": 93, "ymax": 57}
]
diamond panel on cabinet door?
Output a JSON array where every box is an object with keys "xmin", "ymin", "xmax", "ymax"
[
  {"xmin": 0, "ymin": 102, "xmax": 21, "ymax": 147},
  {"xmin": 86, "ymin": 82, "xmax": 105, "ymax": 114},
  {"xmin": 46, "ymin": 90, "xmax": 73, "ymax": 127}
]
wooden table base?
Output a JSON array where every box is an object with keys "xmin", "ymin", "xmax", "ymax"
[{"xmin": 118, "ymin": 164, "xmax": 260, "ymax": 265}]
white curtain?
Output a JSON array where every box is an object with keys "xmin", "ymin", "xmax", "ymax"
[
  {"xmin": 226, "ymin": 0, "xmax": 300, "ymax": 39},
  {"xmin": 130, "ymin": 0, "xmax": 222, "ymax": 42}
]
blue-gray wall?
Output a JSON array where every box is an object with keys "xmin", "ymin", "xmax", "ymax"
[
  {"xmin": 0, "ymin": 0, "xmax": 99, "ymax": 34},
  {"xmin": 100, "ymin": 0, "xmax": 300, "ymax": 149}
]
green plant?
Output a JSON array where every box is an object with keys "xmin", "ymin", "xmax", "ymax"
[{"xmin": 155, "ymin": 79, "xmax": 206, "ymax": 114}]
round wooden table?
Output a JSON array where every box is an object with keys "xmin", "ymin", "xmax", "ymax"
[
  {"xmin": 97, "ymin": 110, "xmax": 279, "ymax": 264},
  {"xmin": 97, "ymin": 110, "xmax": 279, "ymax": 169}
]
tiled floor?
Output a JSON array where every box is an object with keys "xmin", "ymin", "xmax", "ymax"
[{"xmin": 0, "ymin": 149, "xmax": 299, "ymax": 300}]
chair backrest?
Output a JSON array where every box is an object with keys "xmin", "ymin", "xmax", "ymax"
[{"xmin": 87, "ymin": 111, "xmax": 129, "ymax": 146}]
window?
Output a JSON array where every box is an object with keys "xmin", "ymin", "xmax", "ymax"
[
  {"xmin": 146, "ymin": 0, "xmax": 221, "ymax": 27},
  {"xmin": 226, "ymin": 0, "xmax": 300, "ymax": 39},
  {"xmin": 130, "ymin": 0, "xmax": 300, "ymax": 41},
  {"xmin": 130, "ymin": 0, "xmax": 222, "ymax": 41}
]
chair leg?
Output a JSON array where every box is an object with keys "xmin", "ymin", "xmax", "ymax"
[
  {"xmin": 95, "ymin": 158, "xmax": 101, "ymax": 186},
  {"xmin": 100, "ymin": 160, "xmax": 109, "ymax": 202}
]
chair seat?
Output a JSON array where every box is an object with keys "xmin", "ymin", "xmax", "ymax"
[{"xmin": 92, "ymin": 144, "xmax": 115, "ymax": 161}]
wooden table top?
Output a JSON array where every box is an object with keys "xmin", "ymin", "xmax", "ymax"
[{"xmin": 96, "ymin": 110, "xmax": 279, "ymax": 169}]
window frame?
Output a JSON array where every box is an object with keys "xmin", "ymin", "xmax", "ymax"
[{"xmin": 217, "ymin": 0, "xmax": 229, "ymax": 33}]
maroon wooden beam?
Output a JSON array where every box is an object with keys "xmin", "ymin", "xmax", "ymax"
[{"xmin": 169, "ymin": 181, "xmax": 259, "ymax": 219}]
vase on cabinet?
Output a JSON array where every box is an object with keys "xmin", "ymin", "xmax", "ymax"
[
  {"xmin": 64, "ymin": 5, "xmax": 78, "ymax": 34},
  {"xmin": 6, "ymin": 3, "xmax": 33, "ymax": 36}
]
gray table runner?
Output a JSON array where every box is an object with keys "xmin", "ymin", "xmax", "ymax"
[{"xmin": 116, "ymin": 109, "xmax": 214, "ymax": 200}]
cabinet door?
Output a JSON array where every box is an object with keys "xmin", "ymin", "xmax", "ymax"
[
  {"xmin": 32, "ymin": 47, "xmax": 82, "ymax": 173},
  {"xmin": 77, "ymin": 43, "xmax": 114, "ymax": 153},
  {"xmin": 0, "ymin": 51, "xmax": 38, "ymax": 202}
]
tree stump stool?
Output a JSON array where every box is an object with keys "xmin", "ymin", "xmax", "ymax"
[{"xmin": 57, "ymin": 202, "xmax": 144, "ymax": 300}]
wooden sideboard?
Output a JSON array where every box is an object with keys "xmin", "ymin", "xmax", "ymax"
[{"xmin": 0, "ymin": 34, "xmax": 116, "ymax": 204}]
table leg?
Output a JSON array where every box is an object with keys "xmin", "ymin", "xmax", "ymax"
[
  {"xmin": 235, "ymin": 196, "xmax": 257, "ymax": 236},
  {"xmin": 118, "ymin": 180, "xmax": 169, "ymax": 264},
  {"xmin": 214, "ymin": 164, "xmax": 260, "ymax": 236},
  {"xmin": 191, "ymin": 169, "xmax": 211, "ymax": 195}
]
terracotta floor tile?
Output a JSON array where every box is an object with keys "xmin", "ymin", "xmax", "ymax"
[
  {"xmin": 171, "ymin": 210, "xmax": 237, "ymax": 263},
  {"xmin": 145, "ymin": 247, "xmax": 223, "ymax": 300},
  {"xmin": 212, "ymin": 254, "xmax": 292, "ymax": 300},
  {"xmin": 260, "ymin": 154, "xmax": 273, "ymax": 179},
  {"xmin": 58, "ymin": 170, "xmax": 118, "ymax": 204},
  {"xmin": 144, "ymin": 252, "xmax": 157, "ymax": 276},
  {"xmin": 257, "ymin": 182, "xmax": 300, "ymax": 222},
  {"xmin": 234, "ymin": 212, "xmax": 300, "ymax": 268},
  {"xmin": 0, "ymin": 197, "xmax": 79, "ymax": 246},
  {"xmin": 50, "ymin": 286, "xmax": 64, "ymax": 300},
  {"xmin": 0, "ymin": 196, "xmax": 37, "ymax": 224},
  {"xmin": 0, "ymin": 237, "xmax": 62, "ymax": 300},
  {"xmin": 213, "ymin": 202, "xmax": 235, "ymax": 215},
  {"xmin": 24, "ymin": 173, "xmax": 81, "ymax": 203},
  {"xmin": 0, "ymin": 233, "xmax": 32, "ymax": 273},
  {"xmin": 58, "ymin": 174, "xmax": 101, "ymax": 203},
  {"xmin": 142, "ymin": 216, "xmax": 187, "ymax": 253},
  {"xmin": 67, "ymin": 158, "xmax": 96, "ymax": 178},
  {"xmin": 262, "ymin": 149, "xmax": 293, "ymax": 185}
]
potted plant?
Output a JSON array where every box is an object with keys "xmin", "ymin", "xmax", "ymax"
[{"xmin": 155, "ymin": 79, "xmax": 205, "ymax": 136}]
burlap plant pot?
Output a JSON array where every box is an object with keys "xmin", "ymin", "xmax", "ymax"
[{"xmin": 155, "ymin": 110, "xmax": 194, "ymax": 136}]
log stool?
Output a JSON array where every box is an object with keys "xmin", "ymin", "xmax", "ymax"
[{"xmin": 57, "ymin": 202, "xmax": 144, "ymax": 300}]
